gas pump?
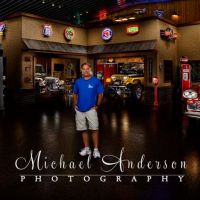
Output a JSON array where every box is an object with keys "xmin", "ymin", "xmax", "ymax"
[
  {"xmin": 181, "ymin": 61, "xmax": 191, "ymax": 97},
  {"xmin": 180, "ymin": 56, "xmax": 200, "ymax": 119},
  {"xmin": 180, "ymin": 56, "xmax": 191, "ymax": 95}
]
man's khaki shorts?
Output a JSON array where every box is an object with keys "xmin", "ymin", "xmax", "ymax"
[{"xmin": 75, "ymin": 108, "xmax": 99, "ymax": 131}]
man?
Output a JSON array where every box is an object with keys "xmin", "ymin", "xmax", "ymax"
[{"xmin": 73, "ymin": 63, "xmax": 104, "ymax": 158}]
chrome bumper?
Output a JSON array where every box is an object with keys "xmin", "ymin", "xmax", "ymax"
[{"xmin": 185, "ymin": 111, "xmax": 200, "ymax": 119}]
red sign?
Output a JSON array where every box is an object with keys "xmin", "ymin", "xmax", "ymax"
[
  {"xmin": 181, "ymin": 64, "xmax": 191, "ymax": 95},
  {"xmin": 126, "ymin": 24, "xmax": 139, "ymax": 35},
  {"xmin": 180, "ymin": 56, "xmax": 189, "ymax": 63}
]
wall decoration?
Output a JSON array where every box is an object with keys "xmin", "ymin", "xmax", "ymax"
[
  {"xmin": 42, "ymin": 24, "xmax": 53, "ymax": 37},
  {"xmin": 126, "ymin": 24, "xmax": 140, "ymax": 35},
  {"xmin": 154, "ymin": 9, "xmax": 164, "ymax": 17},
  {"xmin": 0, "ymin": 22, "xmax": 6, "ymax": 35},
  {"xmin": 64, "ymin": 27, "xmax": 75, "ymax": 41},
  {"xmin": 22, "ymin": 55, "xmax": 33, "ymax": 89},
  {"xmin": 101, "ymin": 27, "xmax": 113, "ymax": 41},
  {"xmin": 133, "ymin": 8, "xmax": 146, "ymax": 15},
  {"xmin": 160, "ymin": 27, "xmax": 177, "ymax": 41},
  {"xmin": 65, "ymin": 62, "xmax": 76, "ymax": 78}
]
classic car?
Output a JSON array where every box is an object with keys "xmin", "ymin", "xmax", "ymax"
[
  {"xmin": 35, "ymin": 76, "xmax": 65, "ymax": 95},
  {"xmin": 182, "ymin": 85, "xmax": 200, "ymax": 119}
]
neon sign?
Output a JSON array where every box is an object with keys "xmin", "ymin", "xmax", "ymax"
[{"xmin": 126, "ymin": 24, "xmax": 140, "ymax": 35}]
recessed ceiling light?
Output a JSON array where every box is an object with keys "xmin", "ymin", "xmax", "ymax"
[
  {"xmin": 58, "ymin": 5, "xmax": 62, "ymax": 9},
  {"xmin": 86, "ymin": 11, "xmax": 88, "ymax": 14},
  {"xmin": 115, "ymin": 18, "xmax": 122, "ymax": 22},
  {"xmin": 129, "ymin": 16, "xmax": 135, "ymax": 20},
  {"xmin": 122, "ymin": 17, "xmax": 128, "ymax": 21},
  {"xmin": 42, "ymin": 0, "xmax": 45, "ymax": 4},
  {"xmin": 52, "ymin": 3, "xmax": 55, "ymax": 7}
]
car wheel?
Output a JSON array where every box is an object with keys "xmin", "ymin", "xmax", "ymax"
[{"xmin": 128, "ymin": 84, "xmax": 143, "ymax": 102}]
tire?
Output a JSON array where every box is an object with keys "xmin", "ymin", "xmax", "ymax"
[{"xmin": 128, "ymin": 84, "xmax": 143, "ymax": 102}]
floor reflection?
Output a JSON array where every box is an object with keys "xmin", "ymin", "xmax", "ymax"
[{"xmin": 0, "ymin": 102, "xmax": 200, "ymax": 199}]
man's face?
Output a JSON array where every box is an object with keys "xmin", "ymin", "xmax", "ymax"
[{"xmin": 81, "ymin": 64, "xmax": 91, "ymax": 77}]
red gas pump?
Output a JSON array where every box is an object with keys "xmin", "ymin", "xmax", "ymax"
[
  {"xmin": 180, "ymin": 56, "xmax": 191, "ymax": 98},
  {"xmin": 180, "ymin": 57, "xmax": 200, "ymax": 119},
  {"xmin": 152, "ymin": 76, "xmax": 159, "ymax": 107},
  {"xmin": 181, "ymin": 64, "xmax": 191, "ymax": 93}
]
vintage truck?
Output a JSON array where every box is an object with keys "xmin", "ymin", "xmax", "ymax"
[{"xmin": 105, "ymin": 63, "xmax": 144, "ymax": 102}]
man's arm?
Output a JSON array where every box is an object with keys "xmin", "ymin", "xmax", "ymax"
[
  {"xmin": 97, "ymin": 93, "xmax": 103, "ymax": 106},
  {"xmin": 73, "ymin": 93, "xmax": 78, "ymax": 109},
  {"xmin": 94, "ymin": 93, "xmax": 103, "ymax": 110}
]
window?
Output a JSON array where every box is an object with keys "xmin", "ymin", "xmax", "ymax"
[
  {"xmin": 164, "ymin": 60, "xmax": 173, "ymax": 83},
  {"xmin": 190, "ymin": 61, "xmax": 200, "ymax": 83},
  {"xmin": 54, "ymin": 64, "xmax": 64, "ymax": 71}
]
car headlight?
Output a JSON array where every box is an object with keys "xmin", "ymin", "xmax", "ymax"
[
  {"xmin": 117, "ymin": 89, "xmax": 122, "ymax": 95},
  {"xmin": 183, "ymin": 89, "xmax": 198, "ymax": 99},
  {"xmin": 123, "ymin": 76, "xmax": 128, "ymax": 81},
  {"xmin": 111, "ymin": 76, "xmax": 116, "ymax": 82},
  {"xmin": 105, "ymin": 78, "xmax": 111, "ymax": 83}
]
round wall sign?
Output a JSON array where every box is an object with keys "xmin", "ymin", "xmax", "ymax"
[
  {"xmin": 101, "ymin": 27, "xmax": 113, "ymax": 41},
  {"xmin": 64, "ymin": 27, "xmax": 75, "ymax": 41}
]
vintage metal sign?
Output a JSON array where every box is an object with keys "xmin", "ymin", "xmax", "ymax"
[
  {"xmin": 126, "ymin": 24, "xmax": 140, "ymax": 35},
  {"xmin": 42, "ymin": 24, "xmax": 53, "ymax": 37},
  {"xmin": 64, "ymin": 27, "xmax": 75, "ymax": 41},
  {"xmin": 102, "ymin": 28, "xmax": 113, "ymax": 41}
]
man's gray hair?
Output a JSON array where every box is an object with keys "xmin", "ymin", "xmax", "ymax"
[{"xmin": 81, "ymin": 63, "xmax": 91, "ymax": 69}]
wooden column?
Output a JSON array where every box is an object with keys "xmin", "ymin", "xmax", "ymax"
[{"xmin": 0, "ymin": 44, "xmax": 4, "ymax": 110}]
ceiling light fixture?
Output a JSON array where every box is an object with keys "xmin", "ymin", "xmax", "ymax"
[
  {"xmin": 121, "ymin": 17, "xmax": 128, "ymax": 21},
  {"xmin": 171, "ymin": 10, "xmax": 179, "ymax": 21},
  {"xmin": 115, "ymin": 18, "xmax": 122, "ymax": 22},
  {"xmin": 42, "ymin": 0, "xmax": 45, "ymax": 4},
  {"xmin": 172, "ymin": 10, "xmax": 178, "ymax": 17},
  {"xmin": 52, "ymin": 3, "xmax": 55, "ymax": 7},
  {"xmin": 58, "ymin": 5, "xmax": 62, "ymax": 9},
  {"xmin": 128, "ymin": 16, "xmax": 135, "ymax": 20}
]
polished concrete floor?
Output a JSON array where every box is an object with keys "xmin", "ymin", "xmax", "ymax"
[{"xmin": 0, "ymin": 101, "xmax": 200, "ymax": 200}]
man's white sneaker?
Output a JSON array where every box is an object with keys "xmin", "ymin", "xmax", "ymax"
[
  {"xmin": 93, "ymin": 148, "xmax": 101, "ymax": 158},
  {"xmin": 79, "ymin": 147, "xmax": 91, "ymax": 156}
]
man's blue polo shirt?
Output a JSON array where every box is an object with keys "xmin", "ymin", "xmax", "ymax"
[{"xmin": 73, "ymin": 76, "xmax": 104, "ymax": 112}]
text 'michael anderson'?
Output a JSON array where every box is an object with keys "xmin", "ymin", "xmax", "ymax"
[{"xmin": 15, "ymin": 148, "xmax": 186, "ymax": 183}]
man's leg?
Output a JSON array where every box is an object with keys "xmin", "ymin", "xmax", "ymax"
[
  {"xmin": 75, "ymin": 110, "xmax": 91, "ymax": 156},
  {"xmin": 86, "ymin": 109, "xmax": 101, "ymax": 158},
  {"xmin": 82, "ymin": 131, "xmax": 90, "ymax": 148},
  {"xmin": 92, "ymin": 130, "xmax": 99, "ymax": 148},
  {"xmin": 79, "ymin": 131, "xmax": 91, "ymax": 156}
]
